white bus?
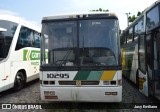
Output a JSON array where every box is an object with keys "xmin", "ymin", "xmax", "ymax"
[
  {"xmin": 0, "ymin": 15, "xmax": 41, "ymax": 92},
  {"xmin": 40, "ymin": 12, "xmax": 122, "ymax": 102}
]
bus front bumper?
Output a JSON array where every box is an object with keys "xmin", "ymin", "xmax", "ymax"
[{"xmin": 40, "ymin": 86, "xmax": 122, "ymax": 102}]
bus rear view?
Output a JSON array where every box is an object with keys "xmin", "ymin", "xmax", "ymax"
[{"xmin": 40, "ymin": 12, "xmax": 122, "ymax": 102}]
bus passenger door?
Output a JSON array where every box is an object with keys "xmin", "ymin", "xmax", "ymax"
[
  {"xmin": 138, "ymin": 33, "xmax": 148, "ymax": 96},
  {"xmin": 153, "ymin": 32, "xmax": 160, "ymax": 99},
  {"xmin": 146, "ymin": 34, "xmax": 154, "ymax": 97}
]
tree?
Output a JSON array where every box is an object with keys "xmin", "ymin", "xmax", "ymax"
[
  {"xmin": 128, "ymin": 11, "xmax": 142, "ymax": 23},
  {"xmin": 137, "ymin": 11, "xmax": 141, "ymax": 16},
  {"xmin": 128, "ymin": 15, "xmax": 136, "ymax": 22},
  {"xmin": 90, "ymin": 8, "xmax": 109, "ymax": 12},
  {"xmin": 99, "ymin": 8, "xmax": 102, "ymax": 12}
]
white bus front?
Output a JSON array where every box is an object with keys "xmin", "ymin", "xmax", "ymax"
[{"xmin": 40, "ymin": 13, "xmax": 122, "ymax": 102}]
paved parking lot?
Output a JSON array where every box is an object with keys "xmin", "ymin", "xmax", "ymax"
[{"xmin": 0, "ymin": 78, "xmax": 159, "ymax": 112}]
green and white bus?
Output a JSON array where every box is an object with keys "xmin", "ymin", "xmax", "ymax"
[
  {"xmin": 121, "ymin": 0, "xmax": 160, "ymax": 100},
  {"xmin": 0, "ymin": 15, "xmax": 41, "ymax": 92},
  {"xmin": 40, "ymin": 12, "xmax": 122, "ymax": 102}
]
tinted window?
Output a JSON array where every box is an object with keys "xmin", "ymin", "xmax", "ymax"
[
  {"xmin": 146, "ymin": 6, "xmax": 159, "ymax": 31},
  {"xmin": 42, "ymin": 21, "xmax": 77, "ymax": 64},
  {"xmin": 34, "ymin": 32, "xmax": 41, "ymax": 48},
  {"xmin": 139, "ymin": 35, "xmax": 146, "ymax": 72},
  {"xmin": 16, "ymin": 26, "xmax": 40, "ymax": 50},
  {"xmin": 120, "ymin": 34, "xmax": 126, "ymax": 46},
  {"xmin": 127, "ymin": 28, "xmax": 133, "ymax": 43},
  {"xmin": 42, "ymin": 19, "xmax": 120, "ymax": 66},
  {"xmin": 146, "ymin": 34, "xmax": 153, "ymax": 70},
  {"xmin": 0, "ymin": 20, "xmax": 18, "ymax": 59},
  {"xmin": 134, "ymin": 24, "xmax": 138, "ymax": 40},
  {"xmin": 79, "ymin": 19, "xmax": 119, "ymax": 66},
  {"xmin": 137, "ymin": 19, "xmax": 144, "ymax": 33},
  {"xmin": 134, "ymin": 18, "xmax": 144, "ymax": 40}
]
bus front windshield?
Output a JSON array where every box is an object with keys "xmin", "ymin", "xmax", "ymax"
[
  {"xmin": 42, "ymin": 19, "xmax": 120, "ymax": 66},
  {"xmin": 0, "ymin": 20, "xmax": 18, "ymax": 61}
]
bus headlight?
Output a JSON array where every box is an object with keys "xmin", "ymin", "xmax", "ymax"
[
  {"xmin": 110, "ymin": 81, "xmax": 117, "ymax": 85},
  {"xmin": 41, "ymin": 80, "xmax": 55, "ymax": 85},
  {"xmin": 103, "ymin": 80, "xmax": 122, "ymax": 86}
]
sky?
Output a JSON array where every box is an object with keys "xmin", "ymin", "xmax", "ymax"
[{"xmin": 0, "ymin": 0, "xmax": 158, "ymax": 30}]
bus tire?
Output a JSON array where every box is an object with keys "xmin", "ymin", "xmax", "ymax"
[{"xmin": 13, "ymin": 71, "xmax": 26, "ymax": 91}]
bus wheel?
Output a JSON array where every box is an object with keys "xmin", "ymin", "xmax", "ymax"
[{"xmin": 13, "ymin": 72, "xmax": 25, "ymax": 91}]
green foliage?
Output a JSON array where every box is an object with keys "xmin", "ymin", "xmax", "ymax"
[
  {"xmin": 128, "ymin": 11, "xmax": 142, "ymax": 22},
  {"xmin": 90, "ymin": 8, "xmax": 109, "ymax": 12},
  {"xmin": 128, "ymin": 15, "xmax": 136, "ymax": 22},
  {"xmin": 137, "ymin": 11, "xmax": 141, "ymax": 16},
  {"xmin": 99, "ymin": 8, "xmax": 102, "ymax": 12}
]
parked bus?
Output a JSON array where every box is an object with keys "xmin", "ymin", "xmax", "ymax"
[
  {"xmin": 40, "ymin": 12, "xmax": 122, "ymax": 102},
  {"xmin": 0, "ymin": 15, "xmax": 41, "ymax": 92},
  {"xmin": 121, "ymin": 0, "xmax": 160, "ymax": 100}
]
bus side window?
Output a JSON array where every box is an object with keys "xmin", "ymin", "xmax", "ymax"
[
  {"xmin": 139, "ymin": 34, "xmax": 146, "ymax": 73},
  {"xmin": 126, "ymin": 28, "xmax": 133, "ymax": 44},
  {"xmin": 16, "ymin": 26, "xmax": 39, "ymax": 50},
  {"xmin": 34, "ymin": 31, "xmax": 41, "ymax": 48}
]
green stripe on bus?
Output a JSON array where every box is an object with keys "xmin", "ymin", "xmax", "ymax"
[
  {"xmin": 87, "ymin": 71, "xmax": 103, "ymax": 80},
  {"xmin": 23, "ymin": 50, "xmax": 28, "ymax": 61},
  {"xmin": 74, "ymin": 71, "xmax": 90, "ymax": 80}
]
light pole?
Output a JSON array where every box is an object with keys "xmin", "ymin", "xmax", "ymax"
[{"xmin": 125, "ymin": 12, "xmax": 131, "ymax": 26}]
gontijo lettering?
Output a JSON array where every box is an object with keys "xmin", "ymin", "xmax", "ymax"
[
  {"xmin": 23, "ymin": 50, "xmax": 48, "ymax": 61},
  {"xmin": 23, "ymin": 50, "xmax": 40, "ymax": 61},
  {"xmin": 31, "ymin": 52, "xmax": 40, "ymax": 59}
]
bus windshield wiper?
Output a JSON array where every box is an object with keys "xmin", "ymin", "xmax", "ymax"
[{"xmin": 56, "ymin": 49, "xmax": 73, "ymax": 67}]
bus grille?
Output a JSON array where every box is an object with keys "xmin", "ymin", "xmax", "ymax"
[{"xmin": 58, "ymin": 81, "xmax": 100, "ymax": 85}]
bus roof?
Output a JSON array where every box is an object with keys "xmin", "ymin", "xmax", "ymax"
[
  {"xmin": 42, "ymin": 12, "xmax": 117, "ymax": 21},
  {"xmin": 0, "ymin": 15, "xmax": 40, "ymax": 32}
]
